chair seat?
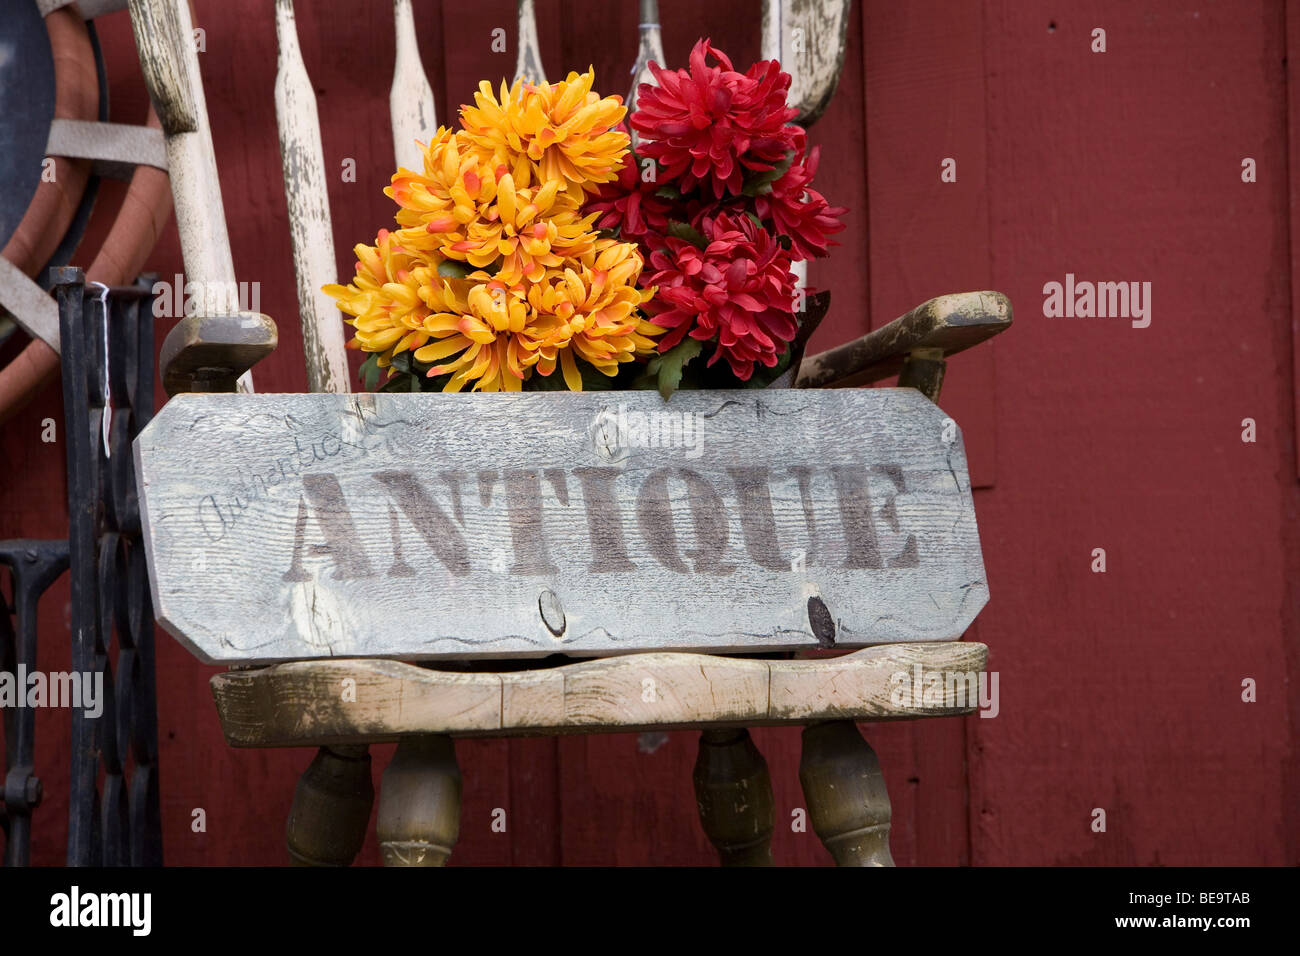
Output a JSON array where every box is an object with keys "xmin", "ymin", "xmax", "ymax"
[{"xmin": 210, "ymin": 641, "xmax": 987, "ymax": 746}]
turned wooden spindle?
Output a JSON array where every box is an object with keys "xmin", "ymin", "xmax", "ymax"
[
  {"xmin": 377, "ymin": 735, "xmax": 462, "ymax": 867},
  {"xmin": 285, "ymin": 744, "xmax": 374, "ymax": 866},
  {"xmin": 799, "ymin": 721, "xmax": 895, "ymax": 866},
  {"xmin": 692, "ymin": 728, "xmax": 775, "ymax": 866}
]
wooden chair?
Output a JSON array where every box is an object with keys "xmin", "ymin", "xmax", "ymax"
[{"xmin": 127, "ymin": 0, "xmax": 1011, "ymax": 866}]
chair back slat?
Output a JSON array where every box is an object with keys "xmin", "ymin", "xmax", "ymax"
[
  {"xmin": 129, "ymin": 0, "xmax": 252, "ymax": 390},
  {"xmin": 514, "ymin": 0, "xmax": 548, "ymax": 85},
  {"xmin": 390, "ymin": 0, "xmax": 438, "ymax": 172},
  {"xmin": 761, "ymin": 0, "xmax": 852, "ymax": 127},
  {"xmin": 273, "ymin": 0, "xmax": 351, "ymax": 394}
]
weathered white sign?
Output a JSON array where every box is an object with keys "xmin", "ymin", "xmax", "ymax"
[{"xmin": 134, "ymin": 389, "xmax": 988, "ymax": 663}]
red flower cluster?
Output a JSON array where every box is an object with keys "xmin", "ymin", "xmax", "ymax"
[
  {"xmin": 596, "ymin": 39, "xmax": 846, "ymax": 382},
  {"xmin": 751, "ymin": 126, "xmax": 844, "ymax": 260},
  {"xmin": 587, "ymin": 147, "xmax": 672, "ymax": 246},
  {"xmin": 644, "ymin": 214, "xmax": 797, "ymax": 379},
  {"xmin": 632, "ymin": 41, "xmax": 799, "ymax": 199}
]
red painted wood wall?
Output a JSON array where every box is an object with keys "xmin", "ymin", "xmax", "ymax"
[{"xmin": 2, "ymin": 0, "xmax": 1296, "ymax": 865}]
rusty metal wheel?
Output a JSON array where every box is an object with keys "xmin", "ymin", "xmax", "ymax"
[{"xmin": 0, "ymin": 0, "xmax": 171, "ymax": 424}]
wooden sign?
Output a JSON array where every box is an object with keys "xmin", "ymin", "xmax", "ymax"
[{"xmin": 133, "ymin": 389, "xmax": 988, "ymax": 663}]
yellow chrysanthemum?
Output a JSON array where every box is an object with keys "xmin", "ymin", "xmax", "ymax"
[
  {"xmin": 326, "ymin": 70, "xmax": 662, "ymax": 392},
  {"xmin": 522, "ymin": 240, "xmax": 662, "ymax": 389},
  {"xmin": 395, "ymin": 174, "xmax": 599, "ymax": 286},
  {"xmin": 386, "ymin": 129, "xmax": 497, "ymax": 249},
  {"xmin": 459, "ymin": 69, "xmax": 629, "ymax": 200},
  {"xmin": 411, "ymin": 280, "xmax": 533, "ymax": 392},
  {"xmin": 402, "ymin": 239, "xmax": 659, "ymax": 393},
  {"xmin": 323, "ymin": 229, "xmax": 437, "ymax": 367}
]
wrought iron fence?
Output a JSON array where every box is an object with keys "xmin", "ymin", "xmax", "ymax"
[{"xmin": 0, "ymin": 268, "xmax": 162, "ymax": 866}]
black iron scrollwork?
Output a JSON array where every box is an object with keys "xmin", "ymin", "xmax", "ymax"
[{"xmin": 0, "ymin": 268, "xmax": 163, "ymax": 866}]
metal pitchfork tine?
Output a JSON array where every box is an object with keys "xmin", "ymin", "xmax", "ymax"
[{"xmin": 628, "ymin": 0, "xmax": 666, "ymax": 113}]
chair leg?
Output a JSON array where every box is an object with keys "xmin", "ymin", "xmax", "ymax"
[
  {"xmin": 692, "ymin": 728, "xmax": 775, "ymax": 866},
  {"xmin": 798, "ymin": 721, "xmax": 895, "ymax": 867},
  {"xmin": 285, "ymin": 745, "xmax": 374, "ymax": 866},
  {"xmin": 377, "ymin": 734, "xmax": 462, "ymax": 867}
]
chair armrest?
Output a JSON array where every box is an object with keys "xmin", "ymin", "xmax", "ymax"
[
  {"xmin": 160, "ymin": 312, "xmax": 277, "ymax": 396},
  {"xmin": 795, "ymin": 290, "xmax": 1011, "ymax": 390}
]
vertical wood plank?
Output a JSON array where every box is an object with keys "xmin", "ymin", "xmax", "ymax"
[
  {"xmin": 507, "ymin": 737, "xmax": 560, "ymax": 864},
  {"xmin": 437, "ymin": 0, "xmax": 517, "ymax": 120},
  {"xmin": 1288, "ymin": 0, "xmax": 1300, "ymax": 479},
  {"xmin": 273, "ymin": 0, "xmax": 352, "ymax": 394},
  {"xmin": 803, "ymin": 0, "xmax": 868, "ymax": 360},
  {"xmin": 910, "ymin": 674, "xmax": 972, "ymax": 864},
  {"xmin": 127, "ymin": 0, "xmax": 228, "ymax": 294},
  {"xmin": 555, "ymin": 0, "xmax": 631, "ymax": 99},
  {"xmin": 972, "ymin": 0, "xmax": 1293, "ymax": 865},
  {"xmin": 1283, "ymin": 0, "xmax": 1300, "ymax": 867},
  {"xmin": 751, "ymin": 725, "xmax": 834, "ymax": 864},
  {"xmin": 557, "ymin": 732, "xmax": 716, "ymax": 865},
  {"xmin": 859, "ymin": 0, "xmax": 998, "ymax": 488}
]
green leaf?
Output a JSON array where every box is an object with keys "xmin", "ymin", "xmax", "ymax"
[
  {"xmin": 436, "ymin": 259, "xmax": 475, "ymax": 278},
  {"xmin": 389, "ymin": 349, "xmax": 414, "ymax": 374},
  {"xmin": 741, "ymin": 150, "xmax": 796, "ymax": 197},
  {"xmin": 358, "ymin": 353, "xmax": 381, "ymax": 391},
  {"xmin": 421, "ymin": 371, "xmax": 455, "ymax": 392},
  {"xmin": 654, "ymin": 185, "xmax": 682, "ymax": 200},
  {"xmin": 580, "ymin": 362, "xmax": 618, "ymax": 391},
  {"xmin": 378, "ymin": 370, "xmax": 418, "ymax": 393},
  {"xmin": 655, "ymin": 337, "xmax": 703, "ymax": 400},
  {"xmin": 666, "ymin": 221, "xmax": 708, "ymax": 249},
  {"xmin": 630, "ymin": 354, "xmax": 662, "ymax": 391}
]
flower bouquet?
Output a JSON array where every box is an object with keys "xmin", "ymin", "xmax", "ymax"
[{"xmin": 326, "ymin": 39, "xmax": 844, "ymax": 398}]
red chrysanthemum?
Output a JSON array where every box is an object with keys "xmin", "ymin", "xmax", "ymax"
[
  {"xmin": 753, "ymin": 135, "xmax": 847, "ymax": 260},
  {"xmin": 631, "ymin": 39, "xmax": 799, "ymax": 199},
  {"xmin": 643, "ymin": 213, "xmax": 798, "ymax": 380},
  {"xmin": 586, "ymin": 149, "xmax": 673, "ymax": 247}
]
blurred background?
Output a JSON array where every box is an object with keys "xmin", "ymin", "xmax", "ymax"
[{"xmin": 0, "ymin": 0, "xmax": 1295, "ymax": 865}]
